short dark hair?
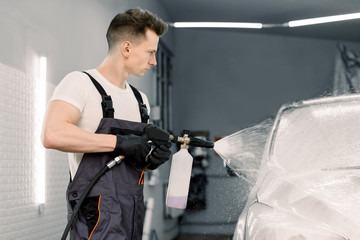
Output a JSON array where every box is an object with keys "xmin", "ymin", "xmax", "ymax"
[{"xmin": 106, "ymin": 8, "xmax": 168, "ymax": 52}]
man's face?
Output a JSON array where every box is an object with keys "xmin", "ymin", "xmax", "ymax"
[{"xmin": 126, "ymin": 29, "xmax": 159, "ymax": 77}]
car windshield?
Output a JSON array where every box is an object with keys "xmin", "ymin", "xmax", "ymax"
[{"xmin": 270, "ymin": 98, "xmax": 360, "ymax": 172}]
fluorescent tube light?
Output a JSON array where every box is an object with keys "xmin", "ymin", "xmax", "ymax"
[
  {"xmin": 173, "ymin": 22, "xmax": 262, "ymax": 29},
  {"xmin": 289, "ymin": 12, "xmax": 360, "ymax": 27},
  {"xmin": 34, "ymin": 56, "xmax": 47, "ymax": 204}
]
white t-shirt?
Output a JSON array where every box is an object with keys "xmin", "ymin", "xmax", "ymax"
[{"xmin": 50, "ymin": 69, "xmax": 150, "ymax": 178}]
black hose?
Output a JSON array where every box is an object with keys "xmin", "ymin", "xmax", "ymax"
[{"xmin": 61, "ymin": 161, "xmax": 115, "ymax": 240}]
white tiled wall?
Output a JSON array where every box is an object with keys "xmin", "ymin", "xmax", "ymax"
[{"xmin": 0, "ymin": 63, "xmax": 69, "ymax": 239}]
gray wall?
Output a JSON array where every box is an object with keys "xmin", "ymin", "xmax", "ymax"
[{"xmin": 170, "ymin": 28, "xmax": 360, "ymax": 235}]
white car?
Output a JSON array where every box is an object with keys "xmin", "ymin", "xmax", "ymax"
[{"xmin": 232, "ymin": 94, "xmax": 360, "ymax": 240}]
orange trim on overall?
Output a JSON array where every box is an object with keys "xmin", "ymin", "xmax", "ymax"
[
  {"xmin": 88, "ymin": 195, "xmax": 102, "ymax": 240},
  {"xmin": 138, "ymin": 170, "xmax": 144, "ymax": 185}
]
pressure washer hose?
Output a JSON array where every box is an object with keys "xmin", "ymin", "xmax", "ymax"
[{"xmin": 61, "ymin": 156, "xmax": 124, "ymax": 240}]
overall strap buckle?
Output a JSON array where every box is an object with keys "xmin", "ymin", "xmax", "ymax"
[
  {"xmin": 139, "ymin": 103, "xmax": 150, "ymax": 123},
  {"xmin": 83, "ymin": 71, "xmax": 115, "ymax": 118},
  {"xmin": 130, "ymin": 84, "xmax": 150, "ymax": 123},
  {"xmin": 101, "ymin": 95, "xmax": 115, "ymax": 118}
]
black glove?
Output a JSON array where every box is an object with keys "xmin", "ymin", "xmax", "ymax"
[
  {"xmin": 115, "ymin": 134, "xmax": 151, "ymax": 170},
  {"xmin": 146, "ymin": 142, "xmax": 172, "ymax": 170}
]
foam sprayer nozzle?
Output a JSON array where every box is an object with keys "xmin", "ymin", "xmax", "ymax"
[
  {"xmin": 143, "ymin": 124, "xmax": 214, "ymax": 149},
  {"xmin": 189, "ymin": 137, "xmax": 214, "ymax": 148},
  {"xmin": 170, "ymin": 134, "xmax": 214, "ymax": 148}
]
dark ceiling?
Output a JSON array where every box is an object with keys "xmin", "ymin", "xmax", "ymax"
[{"xmin": 159, "ymin": 0, "xmax": 360, "ymax": 42}]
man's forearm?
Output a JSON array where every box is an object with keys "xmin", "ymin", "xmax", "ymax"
[{"xmin": 42, "ymin": 121, "xmax": 116, "ymax": 153}]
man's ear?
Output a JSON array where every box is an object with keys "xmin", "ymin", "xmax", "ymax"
[{"xmin": 120, "ymin": 41, "xmax": 131, "ymax": 57}]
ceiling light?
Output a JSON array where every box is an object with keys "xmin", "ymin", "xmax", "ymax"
[
  {"xmin": 172, "ymin": 22, "xmax": 262, "ymax": 29},
  {"xmin": 288, "ymin": 12, "xmax": 360, "ymax": 27}
]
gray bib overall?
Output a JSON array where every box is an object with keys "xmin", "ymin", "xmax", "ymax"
[{"xmin": 66, "ymin": 72, "xmax": 149, "ymax": 240}]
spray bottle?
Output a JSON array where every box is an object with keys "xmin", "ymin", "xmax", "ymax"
[
  {"xmin": 166, "ymin": 130, "xmax": 214, "ymax": 209},
  {"xmin": 166, "ymin": 130, "xmax": 193, "ymax": 209}
]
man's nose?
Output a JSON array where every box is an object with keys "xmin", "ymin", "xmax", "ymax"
[{"xmin": 149, "ymin": 55, "xmax": 157, "ymax": 66}]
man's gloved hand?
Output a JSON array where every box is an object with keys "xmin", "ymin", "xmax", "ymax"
[
  {"xmin": 146, "ymin": 142, "xmax": 172, "ymax": 170},
  {"xmin": 115, "ymin": 134, "xmax": 151, "ymax": 170}
]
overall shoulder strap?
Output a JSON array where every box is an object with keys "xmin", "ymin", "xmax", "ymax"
[
  {"xmin": 129, "ymin": 84, "xmax": 150, "ymax": 123},
  {"xmin": 82, "ymin": 71, "xmax": 114, "ymax": 118}
]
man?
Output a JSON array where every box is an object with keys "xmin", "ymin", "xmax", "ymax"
[{"xmin": 42, "ymin": 8, "xmax": 171, "ymax": 240}]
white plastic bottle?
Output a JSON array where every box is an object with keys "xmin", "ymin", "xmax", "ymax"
[{"xmin": 166, "ymin": 145, "xmax": 193, "ymax": 209}]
